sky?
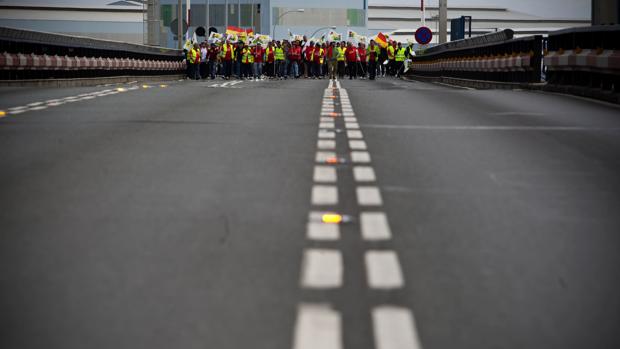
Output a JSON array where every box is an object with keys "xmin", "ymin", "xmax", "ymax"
[{"xmin": 0, "ymin": 0, "xmax": 592, "ymax": 20}]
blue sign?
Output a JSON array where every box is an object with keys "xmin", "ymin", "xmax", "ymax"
[{"xmin": 415, "ymin": 26, "xmax": 433, "ymax": 45}]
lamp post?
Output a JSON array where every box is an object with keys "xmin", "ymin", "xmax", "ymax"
[
  {"xmin": 308, "ymin": 26, "xmax": 337, "ymax": 40},
  {"xmin": 272, "ymin": 8, "xmax": 304, "ymax": 39}
]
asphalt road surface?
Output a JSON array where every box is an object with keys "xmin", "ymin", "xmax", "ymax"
[{"xmin": 1, "ymin": 77, "xmax": 619, "ymax": 349}]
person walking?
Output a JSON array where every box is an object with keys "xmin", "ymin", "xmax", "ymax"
[
  {"xmin": 220, "ymin": 40, "xmax": 235, "ymax": 80},
  {"xmin": 265, "ymin": 41, "xmax": 275, "ymax": 79},
  {"xmin": 345, "ymin": 42, "xmax": 357, "ymax": 80},
  {"xmin": 207, "ymin": 43, "xmax": 219, "ymax": 79},
  {"xmin": 394, "ymin": 42, "xmax": 406, "ymax": 78},
  {"xmin": 304, "ymin": 41, "xmax": 314, "ymax": 78},
  {"xmin": 235, "ymin": 42, "xmax": 244, "ymax": 79},
  {"xmin": 199, "ymin": 43, "xmax": 208, "ymax": 79},
  {"xmin": 288, "ymin": 40, "xmax": 302, "ymax": 78},
  {"xmin": 387, "ymin": 41, "xmax": 397, "ymax": 76},
  {"xmin": 337, "ymin": 42, "xmax": 346, "ymax": 79},
  {"xmin": 274, "ymin": 41, "xmax": 285, "ymax": 79},
  {"xmin": 326, "ymin": 41, "xmax": 338, "ymax": 80},
  {"xmin": 312, "ymin": 42, "xmax": 324, "ymax": 79},
  {"xmin": 357, "ymin": 43, "xmax": 367, "ymax": 79},
  {"xmin": 241, "ymin": 43, "xmax": 253, "ymax": 79},
  {"xmin": 379, "ymin": 45, "xmax": 388, "ymax": 77},
  {"xmin": 367, "ymin": 40, "xmax": 380, "ymax": 80},
  {"xmin": 253, "ymin": 43, "xmax": 264, "ymax": 80}
]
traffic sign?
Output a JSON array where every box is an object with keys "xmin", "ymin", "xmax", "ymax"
[{"xmin": 415, "ymin": 26, "xmax": 433, "ymax": 45}]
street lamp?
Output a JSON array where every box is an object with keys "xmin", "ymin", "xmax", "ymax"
[
  {"xmin": 308, "ymin": 26, "xmax": 337, "ymax": 40},
  {"xmin": 272, "ymin": 8, "xmax": 304, "ymax": 40}
]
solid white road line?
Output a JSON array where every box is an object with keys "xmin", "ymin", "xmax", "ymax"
[
  {"xmin": 293, "ymin": 304, "xmax": 342, "ymax": 349},
  {"xmin": 306, "ymin": 222, "xmax": 340, "ymax": 240},
  {"xmin": 360, "ymin": 212, "xmax": 392, "ymax": 240},
  {"xmin": 351, "ymin": 151, "xmax": 371, "ymax": 163},
  {"xmin": 313, "ymin": 166, "xmax": 337, "ymax": 183},
  {"xmin": 318, "ymin": 130, "xmax": 336, "ymax": 139},
  {"xmin": 29, "ymin": 106, "xmax": 47, "ymax": 111},
  {"xmin": 312, "ymin": 185, "xmax": 338, "ymax": 205},
  {"xmin": 372, "ymin": 306, "xmax": 421, "ymax": 349},
  {"xmin": 356, "ymin": 186, "xmax": 383, "ymax": 206},
  {"xmin": 365, "ymin": 251, "xmax": 404, "ymax": 289},
  {"xmin": 26, "ymin": 102, "xmax": 44, "ymax": 107},
  {"xmin": 301, "ymin": 249, "xmax": 343, "ymax": 288},
  {"xmin": 8, "ymin": 106, "xmax": 28, "ymax": 111},
  {"xmin": 353, "ymin": 166, "xmax": 376, "ymax": 182},
  {"xmin": 349, "ymin": 140, "xmax": 367, "ymax": 150},
  {"xmin": 317, "ymin": 140, "xmax": 336, "ymax": 150},
  {"xmin": 347, "ymin": 130, "xmax": 364, "ymax": 139},
  {"xmin": 9, "ymin": 109, "xmax": 28, "ymax": 115},
  {"xmin": 316, "ymin": 151, "xmax": 337, "ymax": 162}
]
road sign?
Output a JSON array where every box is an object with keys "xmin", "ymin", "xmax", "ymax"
[{"xmin": 415, "ymin": 26, "xmax": 433, "ymax": 45}]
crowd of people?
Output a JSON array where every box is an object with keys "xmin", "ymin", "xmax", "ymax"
[{"xmin": 184, "ymin": 38, "xmax": 416, "ymax": 81}]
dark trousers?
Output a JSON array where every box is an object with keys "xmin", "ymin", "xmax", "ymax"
[
  {"xmin": 337, "ymin": 61, "xmax": 345, "ymax": 78},
  {"xmin": 242, "ymin": 63, "xmax": 251, "ymax": 78},
  {"xmin": 313, "ymin": 62, "xmax": 321, "ymax": 78},
  {"xmin": 264, "ymin": 62, "xmax": 274, "ymax": 77},
  {"xmin": 223, "ymin": 60, "xmax": 232, "ymax": 78},
  {"xmin": 368, "ymin": 60, "xmax": 377, "ymax": 80},
  {"xmin": 347, "ymin": 62, "xmax": 357, "ymax": 79},
  {"xmin": 359, "ymin": 62, "xmax": 367, "ymax": 77},
  {"xmin": 395, "ymin": 61, "xmax": 404, "ymax": 77},
  {"xmin": 208, "ymin": 61, "xmax": 217, "ymax": 79},
  {"xmin": 200, "ymin": 62, "xmax": 208, "ymax": 79}
]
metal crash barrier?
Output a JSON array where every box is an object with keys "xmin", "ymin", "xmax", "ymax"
[
  {"xmin": 544, "ymin": 25, "xmax": 620, "ymax": 93},
  {"xmin": 409, "ymin": 30, "xmax": 543, "ymax": 84},
  {"xmin": 0, "ymin": 26, "xmax": 184, "ymax": 80}
]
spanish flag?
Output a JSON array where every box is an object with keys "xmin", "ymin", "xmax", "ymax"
[
  {"xmin": 375, "ymin": 32, "xmax": 388, "ymax": 48},
  {"xmin": 226, "ymin": 26, "xmax": 244, "ymax": 36}
]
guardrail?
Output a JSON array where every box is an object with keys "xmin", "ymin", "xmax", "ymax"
[
  {"xmin": 0, "ymin": 26, "xmax": 185, "ymax": 80},
  {"xmin": 544, "ymin": 25, "xmax": 619, "ymax": 93},
  {"xmin": 409, "ymin": 30, "xmax": 543, "ymax": 84}
]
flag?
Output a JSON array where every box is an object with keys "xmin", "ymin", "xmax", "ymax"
[
  {"xmin": 347, "ymin": 30, "xmax": 357, "ymax": 39},
  {"xmin": 226, "ymin": 26, "xmax": 244, "ymax": 35},
  {"xmin": 375, "ymin": 32, "xmax": 388, "ymax": 48}
]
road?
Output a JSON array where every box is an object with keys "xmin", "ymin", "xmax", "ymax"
[{"xmin": 1, "ymin": 77, "xmax": 619, "ymax": 349}]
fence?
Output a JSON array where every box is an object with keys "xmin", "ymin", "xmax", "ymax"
[{"xmin": 0, "ymin": 26, "xmax": 185, "ymax": 80}]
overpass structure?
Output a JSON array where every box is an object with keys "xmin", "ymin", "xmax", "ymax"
[{"xmin": 1, "ymin": 22, "xmax": 620, "ymax": 349}]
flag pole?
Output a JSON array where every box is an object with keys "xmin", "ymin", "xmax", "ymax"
[{"xmin": 421, "ymin": 0, "xmax": 425, "ymax": 27}]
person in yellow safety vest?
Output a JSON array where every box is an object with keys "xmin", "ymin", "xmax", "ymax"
[
  {"xmin": 274, "ymin": 42, "xmax": 285, "ymax": 79},
  {"xmin": 387, "ymin": 41, "xmax": 397, "ymax": 76},
  {"xmin": 336, "ymin": 42, "xmax": 346, "ymax": 79},
  {"xmin": 220, "ymin": 40, "xmax": 235, "ymax": 79},
  {"xmin": 312, "ymin": 42, "xmax": 324, "ymax": 79},
  {"xmin": 394, "ymin": 42, "xmax": 407, "ymax": 78},
  {"xmin": 186, "ymin": 43, "xmax": 201, "ymax": 80},
  {"xmin": 367, "ymin": 40, "xmax": 381, "ymax": 80},
  {"xmin": 241, "ymin": 45, "xmax": 254, "ymax": 79}
]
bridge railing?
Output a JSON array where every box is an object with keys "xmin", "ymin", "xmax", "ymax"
[
  {"xmin": 544, "ymin": 25, "xmax": 620, "ymax": 93},
  {"xmin": 409, "ymin": 30, "xmax": 543, "ymax": 84},
  {"xmin": 0, "ymin": 26, "xmax": 185, "ymax": 80}
]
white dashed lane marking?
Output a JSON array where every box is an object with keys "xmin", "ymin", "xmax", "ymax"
[
  {"xmin": 372, "ymin": 306, "xmax": 422, "ymax": 349},
  {"xmin": 360, "ymin": 212, "xmax": 392, "ymax": 240},
  {"xmin": 318, "ymin": 130, "xmax": 336, "ymax": 139},
  {"xmin": 317, "ymin": 139, "xmax": 336, "ymax": 150},
  {"xmin": 353, "ymin": 166, "xmax": 376, "ymax": 182},
  {"xmin": 312, "ymin": 185, "xmax": 339, "ymax": 205},
  {"xmin": 307, "ymin": 222, "xmax": 340, "ymax": 241},
  {"xmin": 316, "ymin": 151, "xmax": 337, "ymax": 162},
  {"xmin": 293, "ymin": 304, "xmax": 342, "ymax": 349},
  {"xmin": 351, "ymin": 151, "xmax": 371, "ymax": 163},
  {"xmin": 365, "ymin": 250, "xmax": 405, "ymax": 289},
  {"xmin": 301, "ymin": 249, "xmax": 343, "ymax": 289},
  {"xmin": 356, "ymin": 186, "xmax": 383, "ymax": 206},
  {"xmin": 349, "ymin": 140, "xmax": 367, "ymax": 150},
  {"xmin": 313, "ymin": 166, "xmax": 337, "ymax": 183},
  {"xmin": 347, "ymin": 130, "xmax": 364, "ymax": 139}
]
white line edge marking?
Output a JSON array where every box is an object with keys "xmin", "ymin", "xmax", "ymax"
[
  {"xmin": 306, "ymin": 222, "xmax": 340, "ymax": 241},
  {"xmin": 356, "ymin": 186, "xmax": 383, "ymax": 206},
  {"xmin": 351, "ymin": 151, "xmax": 371, "ymax": 163},
  {"xmin": 353, "ymin": 166, "xmax": 376, "ymax": 182},
  {"xmin": 313, "ymin": 166, "xmax": 337, "ymax": 183}
]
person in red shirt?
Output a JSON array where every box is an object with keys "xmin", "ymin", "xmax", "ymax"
[
  {"xmin": 345, "ymin": 42, "xmax": 358, "ymax": 80},
  {"xmin": 312, "ymin": 42, "xmax": 324, "ymax": 79},
  {"xmin": 303, "ymin": 41, "xmax": 314, "ymax": 78},
  {"xmin": 207, "ymin": 43, "xmax": 219, "ymax": 79},
  {"xmin": 221, "ymin": 39, "xmax": 234, "ymax": 79},
  {"xmin": 253, "ymin": 43, "xmax": 265, "ymax": 79},
  {"xmin": 367, "ymin": 40, "xmax": 379, "ymax": 80},
  {"xmin": 357, "ymin": 43, "xmax": 367, "ymax": 79},
  {"xmin": 264, "ymin": 41, "xmax": 276, "ymax": 78},
  {"xmin": 288, "ymin": 40, "xmax": 302, "ymax": 78}
]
